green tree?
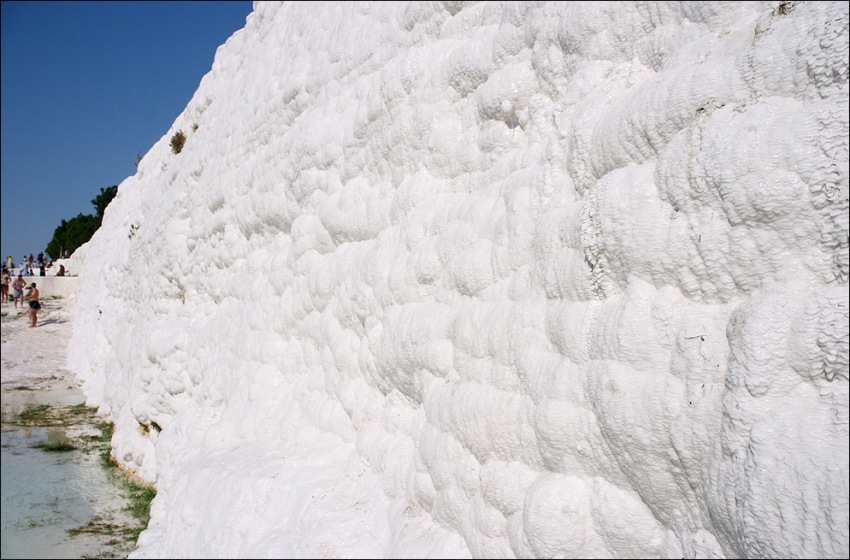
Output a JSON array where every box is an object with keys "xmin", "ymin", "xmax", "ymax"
[
  {"xmin": 91, "ymin": 185, "xmax": 118, "ymax": 220},
  {"xmin": 46, "ymin": 185, "xmax": 118, "ymax": 260}
]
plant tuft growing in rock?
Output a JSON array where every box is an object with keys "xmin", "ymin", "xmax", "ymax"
[{"xmin": 170, "ymin": 130, "xmax": 186, "ymax": 154}]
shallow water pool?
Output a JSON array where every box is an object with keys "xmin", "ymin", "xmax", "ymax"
[{"xmin": 1, "ymin": 388, "xmax": 141, "ymax": 559}]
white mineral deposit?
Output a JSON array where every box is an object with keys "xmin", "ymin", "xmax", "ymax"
[{"xmin": 65, "ymin": 2, "xmax": 848, "ymax": 558}]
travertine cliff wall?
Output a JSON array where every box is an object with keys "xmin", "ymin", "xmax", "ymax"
[{"xmin": 69, "ymin": 2, "xmax": 848, "ymax": 557}]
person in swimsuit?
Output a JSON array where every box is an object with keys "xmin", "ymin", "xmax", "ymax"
[
  {"xmin": 12, "ymin": 274, "xmax": 26, "ymax": 309},
  {"xmin": 26, "ymin": 282, "xmax": 40, "ymax": 327},
  {"xmin": 1, "ymin": 269, "xmax": 9, "ymax": 303}
]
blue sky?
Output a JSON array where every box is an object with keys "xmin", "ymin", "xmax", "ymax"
[{"xmin": 1, "ymin": 1, "xmax": 254, "ymax": 264}]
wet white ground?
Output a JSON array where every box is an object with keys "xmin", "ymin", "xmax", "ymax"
[{"xmin": 1, "ymin": 297, "xmax": 138, "ymax": 559}]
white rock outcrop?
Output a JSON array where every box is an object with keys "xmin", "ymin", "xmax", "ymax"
[{"xmin": 68, "ymin": 2, "xmax": 848, "ymax": 558}]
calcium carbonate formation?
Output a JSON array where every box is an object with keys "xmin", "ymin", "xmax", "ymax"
[{"xmin": 67, "ymin": 2, "xmax": 848, "ymax": 558}]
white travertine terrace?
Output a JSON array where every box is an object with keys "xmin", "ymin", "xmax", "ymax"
[{"xmin": 68, "ymin": 2, "xmax": 848, "ymax": 557}]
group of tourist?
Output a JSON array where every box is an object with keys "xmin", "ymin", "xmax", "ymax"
[
  {"xmin": 1, "ymin": 267, "xmax": 40, "ymax": 327},
  {"xmin": 1, "ymin": 250, "xmax": 65, "ymax": 328},
  {"xmin": 4, "ymin": 253, "xmax": 68, "ymax": 277},
  {"xmin": 6, "ymin": 252, "xmax": 58, "ymax": 277},
  {"xmin": 0, "ymin": 250, "xmax": 72, "ymax": 327}
]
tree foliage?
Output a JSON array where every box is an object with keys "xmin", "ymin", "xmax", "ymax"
[
  {"xmin": 91, "ymin": 185, "xmax": 118, "ymax": 220},
  {"xmin": 46, "ymin": 185, "xmax": 118, "ymax": 260}
]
